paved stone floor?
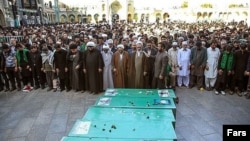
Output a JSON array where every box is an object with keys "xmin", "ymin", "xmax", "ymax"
[{"xmin": 0, "ymin": 87, "xmax": 249, "ymax": 141}]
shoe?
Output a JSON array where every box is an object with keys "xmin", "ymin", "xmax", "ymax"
[
  {"xmin": 0, "ymin": 88, "xmax": 3, "ymax": 92},
  {"xmin": 22, "ymin": 86, "xmax": 31, "ymax": 92},
  {"xmin": 206, "ymin": 87, "xmax": 211, "ymax": 91},
  {"xmin": 17, "ymin": 87, "xmax": 21, "ymax": 91},
  {"xmin": 53, "ymin": 88, "xmax": 57, "ymax": 92},
  {"xmin": 30, "ymin": 86, "xmax": 33, "ymax": 90},
  {"xmin": 221, "ymin": 91, "xmax": 226, "ymax": 95},
  {"xmin": 81, "ymin": 90, "xmax": 85, "ymax": 93},
  {"xmin": 4, "ymin": 88, "xmax": 9, "ymax": 92},
  {"xmin": 47, "ymin": 88, "xmax": 52, "ymax": 91},
  {"xmin": 237, "ymin": 92, "xmax": 242, "ymax": 97},
  {"xmin": 66, "ymin": 88, "xmax": 71, "ymax": 92},
  {"xmin": 22, "ymin": 85, "xmax": 28, "ymax": 90},
  {"xmin": 60, "ymin": 89, "xmax": 65, "ymax": 92},
  {"xmin": 215, "ymin": 91, "xmax": 219, "ymax": 95},
  {"xmin": 199, "ymin": 87, "xmax": 205, "ymax": 91},
  {"xmin": 243, "ymin": 91, "xmax": 248, "ymax": 96},
  {"xmin": 229, "ymin": 91, "xmax": 234, "ymax": 95}
]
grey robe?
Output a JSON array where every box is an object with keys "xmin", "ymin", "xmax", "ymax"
[{"xmin": 102, "ymin": 50, "xmax": 114, "ymax": 90}]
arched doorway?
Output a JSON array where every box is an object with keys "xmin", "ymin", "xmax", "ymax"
[
  {"xmin": 156, "ymin": 13, "xmax": 161, "ymax": 23},
  {"xmin": 197, "ymin": 12, "xmax": 202, "ymax": 19},
  {"xmin": 102, "ymin": 14, "xmax": 106, "ymax": 22},
  {"xmin": 68, "ymin": 14, "xmax": 75, "ymax": 23},
  {"xmin": 134, "ymin": 13, "xmax": 138, "ymax": 22},
  {"xmin": 163, "ymin": 13, "xmax": 169, "ymax": 20},
  {"xmin": 60, "ymin": 14, "xmax": 67, "ymax": 23},
  {"xmin": 243, "ymin": 11, "xmax": 248, "ymax": 20},
  {"xmin": 127, "ymin": 13, "xmax": 132, "ymax": 23},
  {"xmin": 94, "ymin": 13, "xmax": 99, "ymax": 23},
  {"xmin": 87, "ymin": 14, "xmax": 92, "ymax": 23},
  {"xmin": 140, "ymin": 13, "xmax": 145, "ymax": 23},
  {"xmin": 77, "ymin": 14, "xmax": 81, "ymax": 23},
  {"xmin": 146, "ymin": 13, "xmax": 149, "ymax": 23},
  {"xmin": 112, "ymin": 14, "xmax": 119, "ymax": 22},
  {"xmin": 163, "ymin": 12, "xmax": 169, "ymax": 23},
  {"xmin": 208, "ymin": 12, "xmax": 213, "ymax": 19},
  {"xmin": 0, "ymin": 9, "xmax": 6, "ymax": 27},
  {"xmin": 203, "ymin": 12, "xmax": 208, "ymax": 19}
]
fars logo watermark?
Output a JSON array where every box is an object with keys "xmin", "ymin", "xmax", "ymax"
[{"xmin": 223, "ymin": 125, "xmax": 250, "ymax": 141}]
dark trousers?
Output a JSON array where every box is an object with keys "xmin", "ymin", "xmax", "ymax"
[
  {"xmin": 40, "ymin": 71, "xmax": 46, "ymax": 86},
  {"xmin": 145, "ymin": 70, "xmax": 154, "ymax": 88},
  {"xmin": 64, "ymin": 71, "xmax": 71, "ymax": 90},
  {"xmin": 231, "ymin": 77, "xmax": 246, "ymax": 92},
  {"xmin": 32, "ymin": 66, "xmax": 42, "ymax": 87},
  {"xmin": 59, "ymin": 78, "xmax": 65, "ymax": 90},
  {"xmin": 20, "ymin": 66, "xmax": 32, "ymax": 86},
  {"xmin": 246, "ymin": 76, "xmax": 250, "ymax": 93},
  {"xmin": 4, "ymin": 67, "xmax": 21, "ymax": 89},
  {"xmin": 215, "ymin": 72, "xmax": 230, "ymax": 92},
  {"xmin": 152, "ymin": 77, "xmax": 165, "ymax": 89},
  {"xmin": 189, "ymin": 75, "xmax": 204, "ymax": 88},
  {"xmin": 0, "ymin": 72, "xmax": 4, "ymax": 89}
]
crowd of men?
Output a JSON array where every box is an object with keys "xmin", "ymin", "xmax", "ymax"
[{"xmin": 0, "ymin": 21, "xmax": 249, "ymax": 99}]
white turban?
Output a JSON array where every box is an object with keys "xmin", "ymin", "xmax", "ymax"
[
  {"xmin": 172, "ymin": 42, "xmax": 178, "ymax": 46},
  {"xmin": 136, "ymin": 41, "xmax": 143, "ymax": 45},
  {"xmin": 178, "ymin": 37, "xmax": 184, "ymax": 41},
  {"xmin": 107, "ymin": 39, "xmax": 113, "ymax": 44},
  {"xmin": 103, "ymin": 44, "xmax": 109, "ymax": 49},
  {"xmin": 102, "ymin": 34, "xmax": 107, "ymax": 38},
  {"xmin": 86, "ymin": 42, "xmax": 96, "ymax": 47},
  {"xmin": 117, "ymin": 44, "xmax": 124, "ymax": 49},
  {"xmin": 182, "ymin": 41, "xmax": 187, "ymax": 45}
]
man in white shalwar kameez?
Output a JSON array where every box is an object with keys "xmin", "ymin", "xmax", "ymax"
[
  {"xmin": 177, "ymin": 41, "xmax": 191, "ymax": 87},
  {"xmin": 167, "ymin": 42, "xmax": 180, "ymax": 89},
  {"xmin": 101, "ymin": 44, "xmax": 114, "ymax": 90},
  {"xmin": 204, "ymin": 41, "xmax": 220, "ymax": 90}
]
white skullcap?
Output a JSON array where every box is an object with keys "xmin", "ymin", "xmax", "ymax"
[
  {"xmin": 107, "ymin": 39, "xmax": 113, "ymax": 44},
  {"xmin": 117, "ymin": 44, "xmax": 124, "ymax": 49},
  {"xmin": 136, "ymin": 41, "xmax": 143, "ymax": 45},
  {"xmin": 123, "ymin": 36, "xmax": 129, "ymax": 39},
  {"xmin": 86, "ymin": 42, "xmax": 96, "ymax": 47},
  {"xmin": 132, "ymin": 35, "xmax": 137, "ymax": 38},
  {"xmin": 102, "ymin": 34, "xmax": 107, "ymax": 37},
  {"xmin": 172, "ymin": 42, "xmax": 178, "ymax": 46},
  {"xmin": 178, "ymin": 37, "xmax": 184, "ymax": 41},
  {"xmin": 182, "ymin": 41, "xmax": 188, "ymax": 45},
  {"xmin": 103, "ymin": 44, "xmax": 109, "ymax": 49},
  {"xmin": 56, "ymin": 41, "xmax": 61, "ymax": 44}
]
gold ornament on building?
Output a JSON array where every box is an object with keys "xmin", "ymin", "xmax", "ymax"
[{"xmin": 110, "ymin": 0, "xmax": 122, "ymax": 14}]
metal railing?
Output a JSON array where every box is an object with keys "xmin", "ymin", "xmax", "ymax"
[{"xmin": 0, "ymin": 36, "xmax": 24, "ymax": 43}]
